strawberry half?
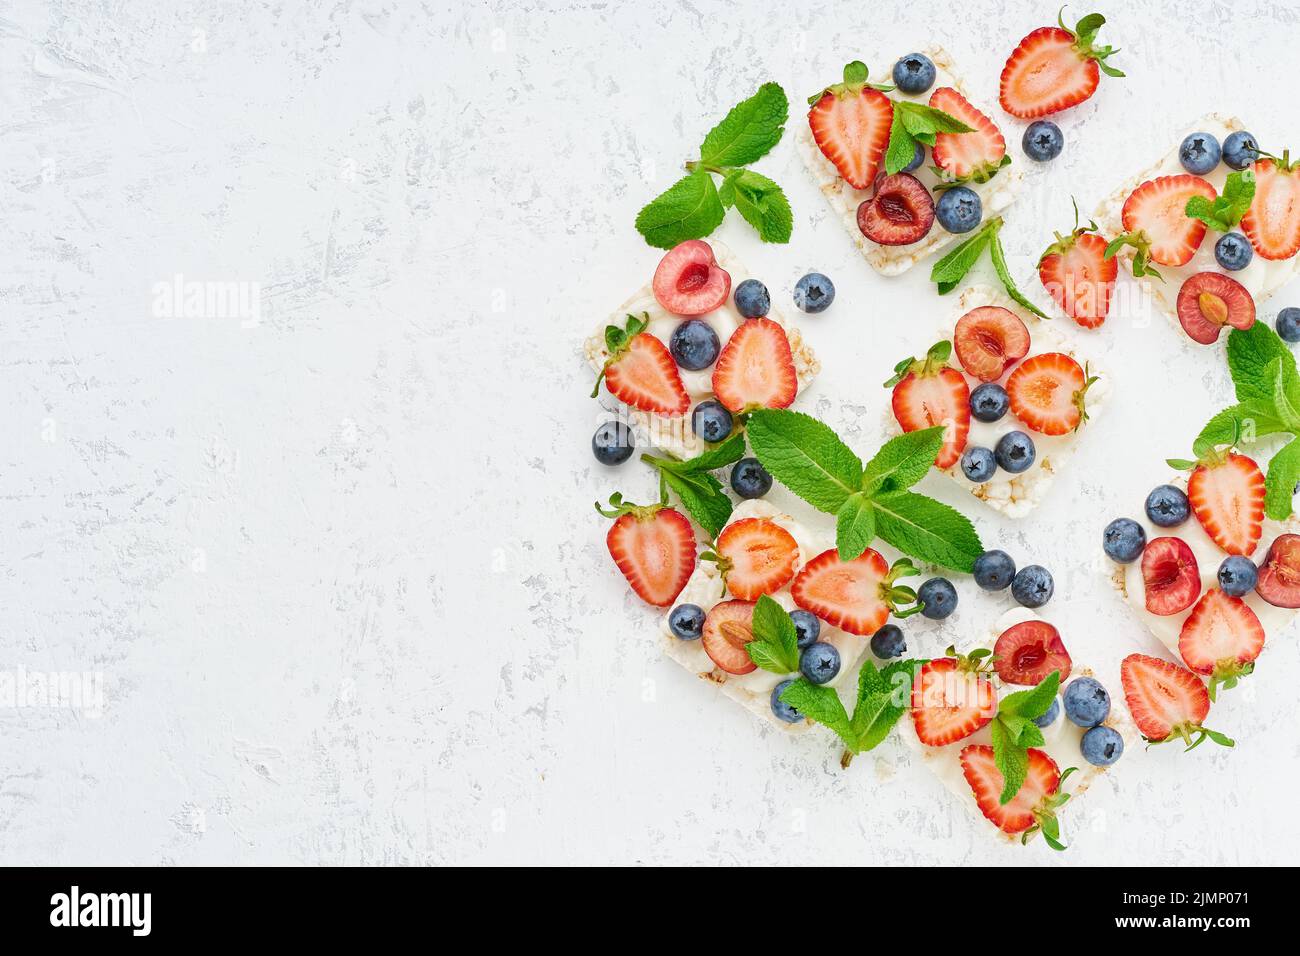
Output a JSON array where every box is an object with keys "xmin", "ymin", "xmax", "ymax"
[
  {"xmin": 993, "ymin": 620, "xmax": 1072, "ymax": 686},
  {"xmin": 1106, "ymin": 175, "xmax": 1217, "ymax": 277},
  {"xmin": 885, "ymin": 341, "xmax": 971, "ymax": 469},
  {"xmin": 1141, "ymin": 536, "xmax": 1201, "ymax": 616},
  {"xmin": 1241, "ymin": 153, "xmax": 1300, "ymax": 261},
  {"xmin": 1256, "ymin": 533, "xmax": 1300, "ymax": 608},
  {"xmin": 807, "ymin": 61, "xmax": 894, "ymax": 190},
  {"xmin": 701, "ymin": 599, "xmax": 758, "ymax": 675},
  {"xmin": 593, "ymin": 313, "xmax": 690, "ymax": 415},
  {"xmin": 1038, "ymin": 212, "xmax": 1117, "ymax": 328},
  {"xmin": 712, "ymin": 517, "xmax": 800, "ymax": 601},
  {"xmin": 911, "ymin": 653, "xmax": 999, "ymax": 747},
  {"xmin": 1121, "ymin": 653, "xmax": 1233, "ymax": 750},
  {"xmin": 999, "ymin": 12, "xmax": 1123, "ymax": 119},
  {"xmin": 791, "ymin": 549, "xmax": 920, "ymax": 636},
  {"xmin": 1178, "ymin": 588, "xmax": 1265, "ymax": 700},
  {"xmin": 953, "ymin": 306, "xmax": 1031, "ymax": 382},
  {"xmin": 711, "ymin": 318, "xmax": 798, "ymax": 414},
  {"xmin": 961, "ymin": 745, "xmax": 1071, "ymax": 845},
  {"xmin": 1006, "ymin": 352, "xmax": 1097, "ymax": 436},
  {"xmin": 596, "ymin": 492, "xmax": 696, "ymax": 606},
  {"xmin": 929, "ymin": 87, "xmax": 1007, "ymax": 182},
  {"xmin": 1186, "ymin": 451, "xmax": 1265, "ymax": 556}
]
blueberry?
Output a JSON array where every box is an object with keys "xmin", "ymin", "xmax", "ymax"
[
  {"xmin": 935, "ymin": 186, "xmax": 982, "ymax": 234},
  {"xmin": 790, "ymin": 609, "xmax": 821, "ymax": 649},
  {"xmin": 691, "ymin": 400, "xmax": 733, "ymax": 443},
  {"xmin": 800, "ymin": 642, "xmax": 841, "ymax": 685},
  {"xmin": 669, "ymin": 319, "xmax": 720, "ymax": 371},
  {"xmin": 1217, "ymin": 555, "xmax": 1258, "ymax": 597},
  {"xmin": 901, "ymin": 140, "xmax": 925, "ymax": 173},
  {"xmin": 793, "ymin": 272, "xmax": 835, "ymax": 313},
  {"xmin": 733, "ymin": 279, "xmax": 771, "ymax": 318},
  {"xmin": 970, "ymin": 382, "xmax": 1009, "ymax": 422},
  {"xmin": 1145, "ymin": 484, "xmax": 1190, "ymax": 527},
  {"xmin": 1103, "ymin": 518, "xmax": 1146, "ymax": 563},
  {"xmin": 1223, "ymin": 130, "xmax": 1260, "ymax": 170},
  {"xmin": 1081, "ymin": 725, "xmax": 1124, "ymax": 766},
  {"xmin": 1277, "ymin": 307, "xmax": 1300, "ymax": 343},
  {"xmin": 1063, "ymin": 676, "xmax": 1110, "ymax": 727},
  {"xmin": 1178, "ymin": 131, "xmax": 1222, "ymax": 175},
  {"xmin": 730, "ymin": 457, "xmax": 772, "ymax": 499},
  {"xmin": 1022, "ymin": 120, "xmax": 1064, "ymax": 162},
  {"xmin": 592, "ymin": 421, "xmax": 634, "ymax": 465},
  {"xmin": 870, "ymin": 623, "xmax": 906, "ymax": 659},
  {"xmin": 892, "ymin": 52, "xmax": 936, "ymax": 94},
  {"xmin": 918, "ymin": 577, "xmax": 958, "ymax": 619},
  {"xmin": 1032, "ymin": 697, "xmax": 1061, "ymax": 729},
  {"xmin": 1011, "ymin": 565, "xmax": 1053, "ymax": 608},
  {"xmin": 973, "ymin": 549, "xmax": 1016, "ymax": 591},
  {"xmin": 1215, "ymin": 232, "xmax": 1253, "ymax": 272},
  {"xmin": 668, "ymin": 603, "xmax": 705, "ymax": 640},
  {"xmin": 960, "ymin": 446, "xmax": 997, "ymax": 482},
  {"xmin": 771, "ymin": 679, "xmax": 803, "ymax": 723},
  {"xmin": 994, "ymin": 430, "xmax": 1036, "ymax": 473}
]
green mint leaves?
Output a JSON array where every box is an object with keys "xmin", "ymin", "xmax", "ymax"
[
  {"xmin": 636, "ymin": 83, "xmax": 792, "ymax": 248},
  {"xmin": 745, "ymin": 595, "xmax": 802, "ymax": 674},
  {"xmin": 929, "ymin": 217, "xmax": 1049, "ymax": 318},
  {"xmin": 1063, "ymin": 10, "xmax": 1124, "ymax": 78},
  {"xmin": 1193, "ymin": 322, "xmax": 1300, "ymax": 520},
  {"xmin": 990, "ymin": 670, "xmax": 1061, "ymax": 805},
  {"xmin": 779, "ymin": 658, "xmax": 927, "ymax": 766},
  {"xmin": 746, "ymin": 408, "xmax": 984, "ymax": 571},
  {"xmin": 641, "ymin": 433, "xmax": 747, "ymax": 537},
  {"xmin": 884, "ymin": 101, "xmax": 974, "ymax": 176},
  {"xmin": 1185, "ymin": 171, "xmax": 1256, "ymax": 232}
]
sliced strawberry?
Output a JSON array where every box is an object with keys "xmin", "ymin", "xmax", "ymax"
[
  {"xmin": 929, "ymin": 87, "xmax": 1006, "ymax": 182},
  {"xmin": 711, "ymin": 318, "xmax": 798, "ymax": 413},
  {"xmin": 714, "ymin": 518, "xmax": 800, "ymax": 601},
  {"xmin": 1256, "ymin": 533, "xmax": 1300, "ymax": 608},
  {"xmin": 1176, "ymin": 272, "xmax": 1256, "ymax": 345},
  {"xmin": 1121, "ymin": 653, "xmax": 1233, "ymax": 749},
  {"xmin": 597, "ymin": 494, "xmax": 696, "ymax": 606},
  {"xmin": 961, "ymin": 745, "xmax": 1065, "ymax": 839},
  {"xmin": 998, "ymin": 13, "xmax": 1122, "ymax": 119},
  {"xmin": 994, "ymin": 620, "xmax": 1073, "ymax": 686},
  {"xmin": 593, "ymin": 313, "xmax": 690, "ymax": 415},
  {"xmin": 1111, "ymin": 175, "xmax": 1216, "ymax": 274},
  {"xmin": 807, "ymin": 62, "xmax": 894, "ymax": 190},
  {"xmin": 1038, "ymin": 228, "xmax": 1117, "ymax": 329},
  {"xmin": 886, "ymin": 341, "xmax": 970, "ymax": 469},
  {"xmin": 1178, "ymin": 588, "xmax": 1264, "ymax": 699},
  {"xmin": 856, "ymin": 173, "xmax": 935, "ymax": 245},
  {"xmin": 1241, "ymin": 154, "xmax": 1300, "ymax": 261},
  {"xmin": 651, "ymin": 240, "xmax": 731, "ymax": 316},
  {"xmin": 701, "ymin": 599, "xmax": 758, "ymax": 675},
  {"xmin": 911, "ymin": 655, "xmax": 999, "ymax": 747},
  {"xmin": 1006, "ymin": 352, "xmax": 1096, "ymax": 436},
  {"xmin": 1188, "ymin": 452, "xmax": 1265, "ymax": 556},
  {"xmin": 790, "ymin": 548, "xmax": 888, "ymax": 636},
  {"xmin": 1141, "ymin": 536, "xmax": 1201, "ymax": 616},
  {"xmin": 953, "ymin": 306, "xmax": 1031, "ymax": 382}
]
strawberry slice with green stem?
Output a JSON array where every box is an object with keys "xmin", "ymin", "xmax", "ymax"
[
  {"xmin": 595, "ymin": 490, "xmax": 697, "ymax": 606},
  {"xmin": 1038, "ymin": 201, "xmax": 1117, "ymax": 328},
  {"xmin": 593, "ymin": 312, "xmax": 690, "ymax": 415},
  {"xmin": 1242, "ymin": 150, "xmax": 1300, "ymax": 261},
  {"xmin": 910, "ymin": 647, "xmax": 1000, "ymax": 747},
  {"xmin": 1178, "ymin": 588, "xmax": 1265, "ymax": 700},
  {"xmin": 886, "ymin": 341, "xmax": 970, "ymax": 470},
  {"xmin": 1121, "ymin": 653, "xmax": 1234, "ymax": 750},
  {"xmin": 1169, "ymin": 441, "xmax": 1266, "ymax": 557},
  {"xmin": 1006, "ymin": 352, "xmax": 1098, "ymax": 436},
  {"xmin": 807, "ymin": 61, "xmax": 895, "ymax": 190},
  {"xmin": 928, "ymin": 87, "xmax": 1008, "ymax": 185},
  {"xmin": 999, "ymin": 10, "xmax": 1124, "ymax": 119},
  {"xmin": 791, "ymin": 550, "xmax": 925, "ymax": 636},
  {"xmin": 962, "ymin": 745, "xmax": 1076, "ymax": 849},
  {"xmin": 711, "ymin": 317, "xmax": 798, "ymax": 413},
  {"xmin": 706, "ymin": 517, "xmax": 800, "ymax": 601},
  {"xmin": 1105, "ymin": 175, "xmax": 1217, "ymax": 279}
]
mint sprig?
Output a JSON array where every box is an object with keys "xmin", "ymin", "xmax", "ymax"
[
  {"xmin": 747, "ymin": 409, "xmax": 984, "ymax": 571},
  {"xmin": 884, "ymin": 101, "xmax": 975, "ymax": 176},
  {"xmin": 641, "ymin": 433, "xmax": 747, "ymax": 537},
  {"xmin": 636, "ymin": 83, "xmax": 791, "ymax": 248},
  {"xmin": 990, "ymin": 669, "xmax": 1061, "ymax": 805},
  {"xmin": 929, "ymin": 217, "xmax": 1049, "ymax": 318},
  {"xmin": 745, "ymin": 594, "xmax": 801, "ymax": 674},
  {"xmin": 1185, "ymin": 170, "xmax": 1256, "ymax": 232}
]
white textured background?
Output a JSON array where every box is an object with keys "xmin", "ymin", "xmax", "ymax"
[{"xmin": 2, "ymin": 0, "xmax": 1299, "ymax": 865}]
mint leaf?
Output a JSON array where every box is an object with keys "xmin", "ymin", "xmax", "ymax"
[
  {"xmin": 885, "ymin": 102, "xmax": 972, "ymax": 175},
  {"xmin": 1265, "ymin": 436, "xmax": 1300, "ymax": 520},
  {"xmin": 861, "ymin": 426, "xmax": 945, "ymax": 495},
  {"xmin": 747, "ymin": 594, "xmax": 801, "ymax": 674},
  {"xmin": 852, "ymin": 659, "xmax": 924, "ymax": 752},
  {"xmin": 883, "ymin": 107, "xmax": 915, "ymax": 176},
  {"xmin": 780, "ymin": 679, "xmax": 852, "ymax": 741},
  {"xmin": 1227, "ymin": 323, "xmax": 1298, "ymax": 406},
  {"xmin": 656, "ymin": 467, "xmax": 733, "ymax": 538},
  {"xmin": 991, "ymin": 720, "xmax": 1028, "ymax": 805},
  {"xmin": 747, "ymin": 408, "xmax": 865, "ymax": 513},
  {"xmin": 677, "ymin": 432, "xmax": 747, "ymax": 472},
  {"xmin": 635, "ymin": 171, "xmax": 726, "ymax": 249},
  {"xmin": 1185, "ymin": 171, "xmax": 1255, "ymax": 232},
  {"xmin": 989, "ymin": 230, "xmax": 1049, "ymax": 319},
  {"xmin": 699, "ymin": 82, "xmax": 789, "ymax": 168},
  {"xmin": 1195, "ymin": 401, "xmax": 1291, "ymax": 456},
  {"xmin": 722, "ymin": 169, "xmax": 793, "ymax": 244},
  {"xmin": 1000, "ymin": 671, "xmax": 1060, "ymax": 721},
  {"xmin": 836, "ymin": 493, "xmax": 876, "ymax": 561},
  {"xmin": 871, "ymin": 491, "xmax": 984, "ymax": 572},
  {"xmin": 930, "ymin": 219, "xmax": 995, "ymax": 293}
]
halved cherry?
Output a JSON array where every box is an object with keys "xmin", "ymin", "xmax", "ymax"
[
  {"xmin": 1256, "ymin": 533, "xmax": 1300, "ymax": 608},
  {"xmin": 1175, "ymin": 272, "xmax": 1255, "ymax": 345},
  {"xmin": 701, "ymin": 599, "xmax": 758, "ymax": 674},
  {"xmin": 856, "ymin": 173, "xmax": 935, "ymax": 246},
  {"xmin": 953, "ymin": 306, "xmax": 1032, "ymax": 382},
  {"xmin": 993, "ymin": 620, "xmax": 1073, "ymax": 686},
  {"xmin": 651, "ymin": 240, "xmax": 732, "ymax": 316},
  {"xmin": 1141, "ymin": 536, "xmax": 1201, "ymax": 616}
]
